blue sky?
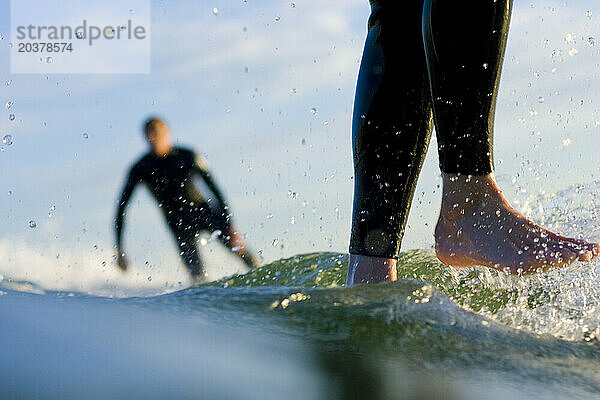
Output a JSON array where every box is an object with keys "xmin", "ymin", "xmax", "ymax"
[{"xmin": 0, "ymin": 0, "xmax": 599, "ymax": 293}]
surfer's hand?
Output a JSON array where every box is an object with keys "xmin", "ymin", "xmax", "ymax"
[
  {"xmin": 116, "ymin": 251, "xmax": 129, "ymax": 271},
  {"xmin": 226, "ymin": 226, "xmax": 246, "ymax": 250}
]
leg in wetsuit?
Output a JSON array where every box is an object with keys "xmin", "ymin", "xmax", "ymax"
[
  {"xmin": 350, "ymin": 0, "xmax": 512, "ymax": 259},
  {"xmin": 169, "ymin": 205, "xmax": 259, "ymax": 280},
  {"xmin": 170, "ymin": 220, "xmax": 206, "ymax": 279}
]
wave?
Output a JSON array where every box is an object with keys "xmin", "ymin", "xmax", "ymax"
[{"xmin": 3, "ymin": 181, "xmax": 600, "ymax": 345}]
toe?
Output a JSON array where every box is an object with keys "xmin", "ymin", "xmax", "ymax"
[
  {"xmin": 576, "ymin": 240, "xmax": 600, "ymax": 259},
  {"xmin": 577, "ymin": 250, "xmax": 593, "ymax": 262},
  {"xmin": 543, "ymin": 231, "xmax": 600, "ymax": 259},
  {"xmin": 539, "ymin": 242, "xmax": 578, "ymax": 269},
  {"xmin": 590, "ymin": 242, "xmax": 600, "ymax": 258},
  {"xmin": 561, "ymin": 238, "xmax": 598, "ymax": 261},
  {"xmin": 556, "ymin": 247, "xmax": 579, "ymax": 266}
]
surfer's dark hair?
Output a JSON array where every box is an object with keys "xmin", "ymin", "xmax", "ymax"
[{"xmin": 143, "ymin": 117, "xmax": 166, "ymax": 136}]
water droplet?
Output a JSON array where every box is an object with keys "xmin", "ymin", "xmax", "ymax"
[
  {"xmin": 45, "ymin": 56, "xmax": 53, "ymax": 63},
  {"xmin": 8, "ymin": 114, "xmax": 15, "ymax": 121},
  {"xmin": 50, "ymin": 205, "xmax": 56, "ymax": 211},
  {"xmin": 5, "ymin": 101, "xmax": 13, "ymax": 110},
  {"xmin": 568, "ymin": 47, "xmax": 578, "ymax": 57},
  {"xmin": 76, "ymin": 31, "xmax": 85, "ymax": 39},
  {"xmin": 588, "ymin": 37, "xmax": 595, "ymax": 46},
  {"xmin": 82, "ymin": 132, "xmax": 89, "ymax": 139},
  {"xmin": 272, "ymin": 239, "xmax": 279, "ymax": 247},
  {"xmin": 586, "ymin": 10, "xmax": 592, "ymax": 18},
  {"xmin": 0, "ymin": 33, "xmax": 3, "ymax": 40},
  {"xmin": 275, "ymin": 15, "xmax": 281, "ymax": 21},
  {"xmin": 310, "ymin": 107, "xmax": 317, "ymax": 115},
  {"xmin": 5, "ymin": 80, "xmax": 11, "ymax": 86},
  {"xmin": 130, "ymin": 8, "xmax": 134, "ymax": 14},
  {"xmin": 482, "ymin": 63, "xmax": 489, "ymax": 69},
  {"xmin": 565, "ymin": 33, "xmax": 575, "ymax": 43},
  {"xmin": 212, "ymin": 7, "xmax": 219, "ymax": 15},
  {"xmin": 2, "ymin": 134, "xmax": 12, "ymax": 145},
  {"xmin": 28, "ymin": 220, "xmax": 37, "ymax": 228},
  {"xmin": 290, "ymin": 1, "xmax": 296, "ymax": 7},
  {"xmin": 211, "ymin": 229, "xmax": 222, "ymax": 239},
  {"xmin": 147, "ymin": 276, "xmax": 152, "ymax": 282},
  {"xmin": 537, "ymin": 96, "xmax": 545, "ymax": 103},
  {"xmin": 301, "ymin": 138, "xmax": 306, "ymax": 145}
]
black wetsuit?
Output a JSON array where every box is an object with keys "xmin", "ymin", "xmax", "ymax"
[
  {"xmin": 116, "ymin": 146, "xmax": 251, "ymax": 277},
  {"xmin": 350, "ymin": 0, "xmax": 512, "ymax": 259}
]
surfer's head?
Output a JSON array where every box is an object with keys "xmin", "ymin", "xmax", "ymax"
[{"xmin": 144, "ymin": 117, "xmax": 172, "ymax": 157}]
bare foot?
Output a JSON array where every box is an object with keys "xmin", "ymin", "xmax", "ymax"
[
  {"xmin": 346, "ymin": 254, "xmax": 397, "ymax": 286},
  {"xmin": 435, "ymin": 173, "xmax": 600, "ymax": 275}
]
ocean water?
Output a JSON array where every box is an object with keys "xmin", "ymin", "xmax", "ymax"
[{"xmin": 3, "ymin": 182, "xmax": 600, "ymax": 400}]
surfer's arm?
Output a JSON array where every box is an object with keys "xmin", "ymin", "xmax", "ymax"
[
  {"xmin": 115, "ymin": 168, "xmax": 140, "ymax": 251},
  {"xmin": 193, "ymin": 155, "xmax": 228, "ymax": 211}
]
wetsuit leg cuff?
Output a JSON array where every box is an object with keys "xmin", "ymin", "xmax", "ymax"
[{"xmin": 349, "ymin": 231, "xmax": 400, "ymax": 260}]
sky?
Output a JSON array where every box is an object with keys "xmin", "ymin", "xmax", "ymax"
[{"xmin": 0, "ymin": 0, "xmax": 599, "ymax": 294}]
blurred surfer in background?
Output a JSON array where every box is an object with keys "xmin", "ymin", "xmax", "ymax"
[
  {"xmin": 115, "ymin": 117, "xmax": 259, "ymax": 282},
  {"xmin": 347, "ymin": 0, "xmax": 600, "ymax": 285}
]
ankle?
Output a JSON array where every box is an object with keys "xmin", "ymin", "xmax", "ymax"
[
  {"xmin": 347, "ymin": 254, "xmax": 397, "ymax": 286},
  {"xmin": 440, "ymin": 173, "xmax": 500, "ymax": 219}
]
